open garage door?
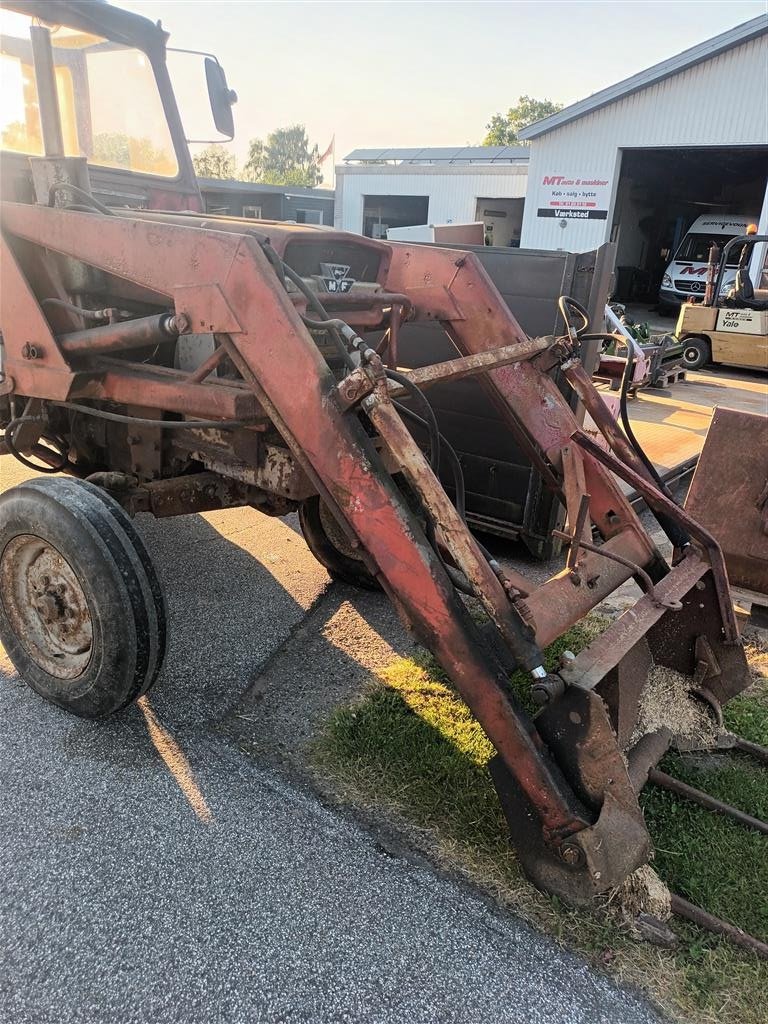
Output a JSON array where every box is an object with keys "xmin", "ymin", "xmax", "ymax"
[
  {"xmin": 610, "ymin": 146, "xmax": 768, "ymax": 318},
  {"xmin": 362, "ymin": 194, "xmax": 429, "ymax": 239}
]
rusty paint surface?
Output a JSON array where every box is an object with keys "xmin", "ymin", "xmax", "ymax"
[{"xmin": 685, "ymin": 406, "xmax": 768, "ymax": 596}]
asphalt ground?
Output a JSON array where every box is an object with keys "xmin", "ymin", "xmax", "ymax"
[{"xmin": 0, "ymin": 459, "xmax": 664, "ymax": 1024}]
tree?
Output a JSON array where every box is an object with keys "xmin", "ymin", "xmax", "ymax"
[
  {"xmin": 483, "ymin": 95, "xmax": 563, "ymax": 146},
  {"xmin": 192, "ymin": 144, "xmax": 238, "ymax": 180},
  {"xmin": 242, "ymin": 125, "xmax": 322, "ymax": 187},
  {"xmin": 93, "ymin": 132, "xmax": 176, "ymax": 176}
]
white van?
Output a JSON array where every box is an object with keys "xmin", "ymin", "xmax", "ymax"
[{"xmin": 659, "ymin": 214, "xmax": 757, "ymax": 311}]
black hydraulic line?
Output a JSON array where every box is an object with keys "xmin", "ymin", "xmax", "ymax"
[
  {"xmin": 387, "ymin": 370, "xmax": 441, "ymax": 473},
  {"xmin": 259, "ymin": 241, "xmax": 288, "ymax": 287},
  {"xmin": 3, "ymin": 418, "xmax": 68, "ymax": 474},
  {"xmin": 48, "ymin": 183, "xmax": 112, "ymax": 215},
  {"xmin": 277, "ymin": 260, "xmax": 356, "ymax": 370},
  {"xmin": 49, "ymin": 401, "xmax": 255, "ymax": 430},
  {"xmin": 41, "ymin": 297, "xmax": 109, "ymax": 322},
  {"xmin": 618, "ymin": 334, "xmax": 691, "ymax": 550},
  {"xmin": 558, "ymin": 295, "xmax": 591, "ymax": 338},
  {"xmin": 392, "ymin": 400, "xmax": 514, "ymax": 596}
]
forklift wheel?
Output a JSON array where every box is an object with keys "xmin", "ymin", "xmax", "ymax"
[
  {"xmin": 0, "ymin": 477, "xmax": 166, "ymax": 718},
  {"xmin": 681, "ymin": 336, "xmax": 710, "ymax": 371},
  {"xmin": 298, "ymin": 496, "xmax": 379, "ymax": 590}
]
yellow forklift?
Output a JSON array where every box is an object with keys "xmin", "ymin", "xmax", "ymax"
[{"xmin": 676, "ymin": 231, "xmax": 768, "ymax": 371}]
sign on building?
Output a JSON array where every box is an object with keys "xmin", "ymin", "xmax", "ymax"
[{"xmin": 536, "ymin": 174, "xmax": 610, "ymax": 220}]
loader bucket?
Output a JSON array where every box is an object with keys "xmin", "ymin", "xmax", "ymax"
[
  {"xmin": 491, "ymin": 551, "xmax": 753, "ymax": 903},
  {"xmin": 685, "ymin": 406, "xmax": 768, "ymax": 599}
]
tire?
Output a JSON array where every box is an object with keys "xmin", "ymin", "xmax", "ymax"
[
  {"xmin": 298, "ymin": 495, "xmax": 379, "ymax": 590},
  {"xmin": 0, "ymin": 477, "xmax": 166, "ymax": 718},
  {"xmin": 680, "ymin": 336, "xmax": 710, "ymax": 371}
]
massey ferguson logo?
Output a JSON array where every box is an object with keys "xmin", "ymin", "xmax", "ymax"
[{"xmin": 320, "ymin": 262, "xmax": 354, "ymax": 293}]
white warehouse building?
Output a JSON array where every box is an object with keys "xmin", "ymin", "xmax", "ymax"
[
  {"xmin": 519, "ymin": 15, "xmax": 768, "ymax": 302},
  {"xmin": 334, "ymin": 147, "xmax": 529, "ymax": 245}
]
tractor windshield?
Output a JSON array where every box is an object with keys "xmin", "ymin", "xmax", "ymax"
[{"xmin": 0, "ymin": 10, "xmax": 178, "ymax": 178}]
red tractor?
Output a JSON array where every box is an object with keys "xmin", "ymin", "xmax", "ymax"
[{"xmin": 0, "ymin": 2, "xmax": 761, "ymax": 939}]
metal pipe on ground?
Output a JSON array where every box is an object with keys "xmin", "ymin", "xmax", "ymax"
[
  {"xmin": 648, "ymin": 769, "xmax": 768, "ymax": 836},
  {"xmin": 670, "ymin": 894, "xmax": 768, "ymax": 959}
]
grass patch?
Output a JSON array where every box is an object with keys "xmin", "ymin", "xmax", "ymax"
[{"xmin": 315, "ymin": 623, "xmax": 768, "ymax": 1024}]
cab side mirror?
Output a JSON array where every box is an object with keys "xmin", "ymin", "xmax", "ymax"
[{"xmin": 205, "ymin": 58, "xmax": 237, "ymax": 140}]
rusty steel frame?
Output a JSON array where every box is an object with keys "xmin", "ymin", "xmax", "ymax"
[{"xmin": 0, "ymin": 200, "xmax": 751, "ymax": 898}]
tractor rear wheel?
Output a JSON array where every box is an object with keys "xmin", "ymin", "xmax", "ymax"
[
  {"xmin": 0, "ymin": 477, "xmax": 166, "ymax": 718},
  {"xmin": 298, "ymin": 495, "xmax": 379, "ymax": 590}
]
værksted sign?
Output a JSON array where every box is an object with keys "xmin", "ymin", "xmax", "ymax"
[{"xmin": 537, "ymin": 174, "xmax": 611, "ymax": 220}]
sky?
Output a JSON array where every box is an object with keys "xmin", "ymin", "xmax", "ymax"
[{"xmin": 121, "ymin": 0, "xmax": 767, "ymax": 180}]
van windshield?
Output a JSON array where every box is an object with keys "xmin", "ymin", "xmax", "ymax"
[
  {"xmin": 675, "ymin": 233, "xmax": 746, "ymax": 266},
  {"xmin": 0, "ymin": 10, "xmax": 178, "ymax": 178}
]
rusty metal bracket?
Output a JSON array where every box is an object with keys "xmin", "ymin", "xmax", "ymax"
[
  {"xmin": 552, "ymin": 528, "xmax": 682, "ymax": 610},
  {"xmin": 331, "ymin": 367, "xmax": 375, "ymax": 413},
  {"xmin": 573, "ymin": 430, "xmax": 739, "ymax": 643}
]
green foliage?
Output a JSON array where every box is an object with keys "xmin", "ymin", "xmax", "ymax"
[
  {"xmin": 483, "ymin": 95, "xmax": 563, "ymax": 146},
  {"xmin": 242, "ymin": 124, "xmax": 322, "ymax": 187},
  {"xmin": 91, "ymin": 132, "xmax": 176, "ymax": 175},
  {"xmin": 192, "ymin": 143, "xmax": 238, "ymax": 180}
]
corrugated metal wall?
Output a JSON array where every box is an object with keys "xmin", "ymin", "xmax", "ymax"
[
  {"xmin": 335, "ymin": 165, "xmax": 528, "ymax": 232},
  {"xmin": 521, "ymin": 34, "xmax": 768, "ymax": 252}
]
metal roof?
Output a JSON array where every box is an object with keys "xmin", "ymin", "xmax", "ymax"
[
  {"xmin": 196, "ymin": 178, "xmax": 335, "ymax": 199},
  {"xmin": 519, "ymin": 14, "xmax": 768, "ymax": 141},
  {"xmin": 342, "ymin": 146, "xmax": 530, "ymax": 164}
]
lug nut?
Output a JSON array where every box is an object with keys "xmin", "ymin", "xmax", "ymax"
[{"xmin": 559, "ymin": 843, "xmax": 584, "ymax": 867}]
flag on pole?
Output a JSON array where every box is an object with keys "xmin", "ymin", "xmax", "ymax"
[{"xmin": 318, "ymin": 135, "xmax": 335, "ymax": 163}]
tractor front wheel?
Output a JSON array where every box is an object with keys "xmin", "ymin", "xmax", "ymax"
[
  {"xmin": 298, "ymin": 495, "xmax": 379, "ymax": 590},
  {"xmin": 0, "ymin": 477, "xmax": 166, "ymax": 718}
]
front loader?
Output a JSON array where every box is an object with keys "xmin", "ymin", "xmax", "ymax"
[{"xmin": 0, "ymin": 2, "xmax": 763, "ymax": 945}]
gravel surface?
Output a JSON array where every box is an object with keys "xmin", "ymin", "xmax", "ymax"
[{"xmin": 0, "ymin": 463, "xmax": 664, "ymax": 1023}]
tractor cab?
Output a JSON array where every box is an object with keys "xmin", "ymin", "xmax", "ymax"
[{"xmin": 0, "ymin": 0, "xmax": 236, "ymax": 211}]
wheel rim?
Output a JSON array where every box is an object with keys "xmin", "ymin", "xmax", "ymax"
[
  {"xmin": 318, "ymin": 501, "xmax": 366, "ymax": 564},
  {"xmin": 684, "ymin": 346, "xmax": 700, "ymax": 365},
  {"xmin": 0, "ymin": 534, "xmax": 93, "ymax": 679}
]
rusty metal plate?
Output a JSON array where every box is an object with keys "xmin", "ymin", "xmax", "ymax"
[{"xmin": 685, "ymin": 407, "xmax": 768, "ymax": 596}]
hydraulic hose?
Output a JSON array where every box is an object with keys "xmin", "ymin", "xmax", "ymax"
[
  {"xmin": 618, "ymin": 332, "xmax": 691, "ymax": 549},
  {"xmin": 269, "ymin": 253, "xmax": 356, "ymax": 370},
  {"xmin": 558, "ymin": 295, "xmax": 591, "ymax": 338},
  {"xmin": 387, "ymin": 370, "xmax": 441, "ymax": 473}
]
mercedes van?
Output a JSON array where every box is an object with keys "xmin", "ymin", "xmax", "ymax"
[{"xmin": 659, "ymin": 214, "xmax": 757, "ymax": 311}]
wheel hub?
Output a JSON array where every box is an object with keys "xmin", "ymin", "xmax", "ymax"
[{"xmin": 0, "ymin": 535, "xmax": 93, "ymax": 679}]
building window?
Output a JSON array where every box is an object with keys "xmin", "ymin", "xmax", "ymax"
[
  {"xmin": 296, "ymin": 208, "xmax": 323, "ymax": 225},
  {"xmin": 242, "ymin": 205, "xmax": 262, "ymax": 219}
]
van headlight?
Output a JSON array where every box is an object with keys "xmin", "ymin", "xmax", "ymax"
[{"xmin": 662, "ymin": 273, "xmax": 672, "ymax": 287}]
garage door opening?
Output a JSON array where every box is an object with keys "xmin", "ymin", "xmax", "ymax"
[
  {"xmin": 474, "ymin": 197, "xmax": 524, "ymax": 247},
  {"xmin": 610, "ymin": 146, "xmax": 767, "ymax": 316},
  {"xmin": 362, "ymin": 194, "xmax": 429, "ymax": 239}
]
